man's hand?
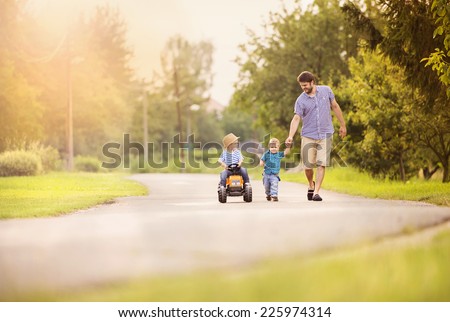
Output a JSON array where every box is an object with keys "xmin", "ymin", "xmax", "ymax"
[
  {"xmin": 339, "ymin": 126, "xmax": 347, "ymax": 139},
  {"xmin": 285, "ymin": 137, "xmax": 294, "ymax": 147}
]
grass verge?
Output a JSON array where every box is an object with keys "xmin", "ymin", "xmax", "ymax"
[
  {"xmin": 16, "ymin": 225, "xmax": 450, "ymax": 301},
  {"xmin": 283, "ymin": 167, "xmax": 450, "ymax": 206},
  {"xmin": 0, "ymin": 172, "xmax": 147, "ymax": 219}
]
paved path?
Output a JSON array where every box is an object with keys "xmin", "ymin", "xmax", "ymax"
[{"xmin": 0, "ymin": 173, "xmax": 449, "ymax": 296}]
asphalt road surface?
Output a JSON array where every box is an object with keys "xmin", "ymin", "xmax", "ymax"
[{"xmin": 1, "ymin": 173, "xmax": 449, "ymax": 296}]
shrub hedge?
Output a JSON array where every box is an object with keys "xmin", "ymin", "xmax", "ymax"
[
  {"xmin": 0, "ymin": 150, "xmax": 43, "ymax": 176},
  {"xmin": 75, "ymin": 155, "xmax": 101, "ymax": 172},
  {"xmin": 29, "ymin": 144, "xmax": 62, "ymax": 172}
]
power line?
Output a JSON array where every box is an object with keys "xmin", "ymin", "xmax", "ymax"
[{"xmin": 1, "ymin": 28, "xmax": 67, "ymax": 63}]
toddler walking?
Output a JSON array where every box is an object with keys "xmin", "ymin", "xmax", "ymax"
[{"xmin": 260, "ymin": 138, "xmax": 290, "ymax": 201}]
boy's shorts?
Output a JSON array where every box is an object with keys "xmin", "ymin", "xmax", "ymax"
[{"xmin": 301, "ymin": 136, "xmax": 332, "ymax": 168}]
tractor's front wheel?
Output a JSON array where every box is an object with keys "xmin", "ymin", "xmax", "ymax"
[
  {"xmin": 243, "ymin": 184, "xmax": 252, "ymax": 202},
  {"xmin": 218, "ymin": 186, "xmax": 227, "ymax": 203}
]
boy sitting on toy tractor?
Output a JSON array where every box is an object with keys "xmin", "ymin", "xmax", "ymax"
[{"xmin": 217, "ymin": 133, "xmax": 252, "ymax": 203}]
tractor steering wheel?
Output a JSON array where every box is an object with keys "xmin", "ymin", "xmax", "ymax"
[{"xmin": 227, "ymin": 163, "xmax": 241, "ymax": 171}]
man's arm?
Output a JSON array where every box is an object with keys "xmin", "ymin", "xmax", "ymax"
[
  {"xmin": 286, "ymin": 114, "xmax": 301, "ymax": 145},
  {"xmin": 331, "ymin": 99, "xmax": 347, "ymax": 138}
]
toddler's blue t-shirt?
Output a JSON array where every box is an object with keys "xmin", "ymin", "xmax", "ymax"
[{"xmin": 261, "ymin": 151, "xmax": 285, "ymax": 175}]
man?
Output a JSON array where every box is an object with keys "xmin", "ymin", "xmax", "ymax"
[{"xmin": 285, "ymin": 71, "xmax": 346, "ymax": 201}]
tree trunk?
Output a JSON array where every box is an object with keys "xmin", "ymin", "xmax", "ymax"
[
  {"xmin": 422, "ymin": 165, "xmax": 439, "ymax": 180},
  {"xmin": 399, "ymin": 153, "xmax": 406, "ymax": 182},
  {"xmin": 443, "ymin": 159, "xmax": 449, "ymax": 183}
]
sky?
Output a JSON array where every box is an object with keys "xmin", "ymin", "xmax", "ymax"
[{"xmin": 27, "ymin": 0, "xmax": 310, "ymax": 105}]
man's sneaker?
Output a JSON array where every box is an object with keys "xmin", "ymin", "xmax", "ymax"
[
  {"xmin": 266, "ymin": 195, "xmax": 271, "ymax": 201},
  {"xmin": 312, "ymin": 194, "xmax": 322, "ymax": 201},
  {"xmin": 271, "ymin": 196, "xmax": 278, "ymax": 202}
]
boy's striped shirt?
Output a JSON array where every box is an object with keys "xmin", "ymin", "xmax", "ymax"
[{"xmin": 219, "ymin": 150, "xmax": 243, "ymax": 166}]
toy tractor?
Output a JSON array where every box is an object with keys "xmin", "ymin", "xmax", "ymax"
[{"xmin": 218, "ymin": 164, "xmax": 252, "ymax": 203}]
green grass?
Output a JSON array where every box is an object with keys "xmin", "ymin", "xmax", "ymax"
[
  {"xmin": 283, "ymin": 167, "xmax": 450, "ymax": 206},
  {"xmin": 18, "ymin": 227, "xmax": 450, "ymax": 301},
  {"xmin": 0, "ymin": 172, "xmax": 147, "ymax": 219}
]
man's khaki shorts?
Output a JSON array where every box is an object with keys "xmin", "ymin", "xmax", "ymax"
[{"xmin": 301, "ymin": 136, "xmax": 332, "ymax": 168}]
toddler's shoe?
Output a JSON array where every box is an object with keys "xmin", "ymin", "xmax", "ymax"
[
  {"xmin": 266, "ymin": 195, "xmax": 271, "ymax": 201},
  {"xmin": 271, "ymin": 196, "xmax": 278, "ymax": 202}
]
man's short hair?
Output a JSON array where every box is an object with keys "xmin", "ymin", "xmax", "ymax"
[{"xmin": 297, "ymin": 71, "xmax": 316, "ymax": 83}]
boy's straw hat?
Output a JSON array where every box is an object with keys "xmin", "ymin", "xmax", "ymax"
[{"xmin": 223, "ymin": 133, "xmax": 240, "ymax": 148}]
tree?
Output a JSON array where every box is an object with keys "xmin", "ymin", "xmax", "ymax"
[
  {"xmin": 0, "ymin": 1, "xmax": 148, "ymax": 171},
  {"xmin": 131, "ymin": 85, "xmax": 178, "ymax": 147},
  {"xmin": 422, "ymin": 0, "xmax": 450, "ymax": 97},
  {"xmin": 342, "ymin": 0, "xmax": 444, "ymax": 101},
  {"xmin": 127, "ymin": 36, "xmax": 217, "ymax": 172},
  {"xmin": 411, "ymin": 94, "xmax": 450, "ymax": 183},
  {"xmin": 231, "ymin": 0, "xmax": 360, "ymax": 139},
  {"xmin": 338, "ymin": 49, "xmax": 418, "ymax": 181},
  {"xmin": 159, "ymin": 35, "xmax": 214, "ymax": 142},
  {"xmin": 221, "ymin": 103, "xmax": 262, "ymax": 143},
  {"xmin": 84, "ymin": 6, "xmax": 134, "ymax": 86},
  {"xmin": 342, "ymin": 0, "xmax": 450, "ymax": 182},
  {"xmin": 0, "ymin": 60, "xmax": 44, "ymax": 151},
  {"xmin": 70, "ymin": 7, "xmax": 135, "ymax": 156},
  {"xmin": 0, "ymin": 0, "xmax": 45, "ymax": 151},
  {"xmin": 24, "ymin": 5, "xmax": 137, "ymax": 157}
]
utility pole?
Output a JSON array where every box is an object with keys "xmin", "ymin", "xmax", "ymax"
[
  {"xmin": 66, "ymin": 28, "xmax": 74, "ymax": 171},
  {"xmin": 173, "ymin": 65, "xmax": 185, "ymax": 172},
  {"xmin": 142, "ymin": 87, "xmax": 148, "ymax": 165}
]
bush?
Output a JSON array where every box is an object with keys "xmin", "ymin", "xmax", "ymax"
[
  {"xmin": 0, "ymin": 150, "xmax": 42, "ymax": 176},
  {"xmin": 75, "ymin": 156, "xmax": 101, "ymax": 172},
  {"xmin": 28, "ymin": 143, "xmax": 62, "ymax": 172}
]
